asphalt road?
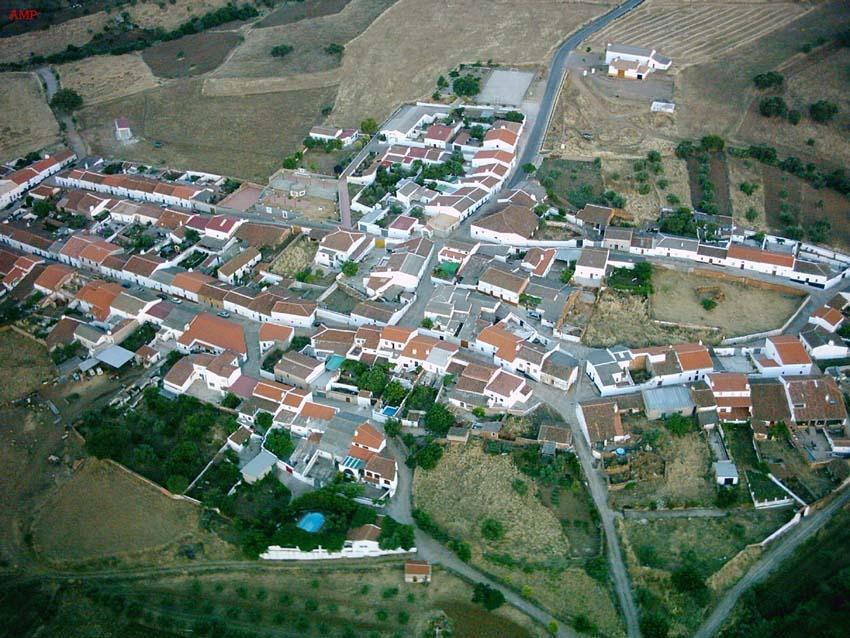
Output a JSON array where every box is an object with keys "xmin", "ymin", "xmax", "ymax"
[
  {"xmin": 693, "ymin": 484, "xmax": 850, "ymax": 638},
  {"xmin": 510, "ymin": 0, "xmax": 646, "ymax": 187},
  {"xmin": 37, "ymin": 66, "xmax": 88, "ymax": 160}
]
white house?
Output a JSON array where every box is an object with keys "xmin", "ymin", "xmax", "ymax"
[
  {"xmin": 809, "ymin": 305, "xmax": 844, "ymax": 333},
  {"xmin": 605, "ymin": 43, "xmax": 672, "ymax": 80},
  {"xmin": 476, "ymin": 266, "xmax": 529, "ymax": 305},
  {"xmin": 574, "ymin": 248, "xmax": 609, "ymax": 285},
  {"xmin": 315, "ymin": 228, "xmax": 373, "ymax": 270},
  {"xmin": 799, "ymin": 325, "xmax": 849, "ymax": 360},
  {"xmin": 753, "ymin": 335, "xmax": 813, "ymax": 377},
  {"xmin": 470, "ymin": 204, "xmax": 538, "ymax": 245}
]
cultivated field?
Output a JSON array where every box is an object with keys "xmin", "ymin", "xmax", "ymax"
[
  {"xmin": 212, "ymin": 0, "xmax": 396, "ymax": 79},
  {"xmin": 332, "ymin": 0, "xmax": 615, "ymax": 124},
  {"xmin": 587, "ymin": 0, "xmax": 811, "ymax": 68},
  {"xmin": 0, "ymin": 329, "xmax": 55, "ymax": 403},
  {"xmin": 77, "ymin": 78, "xmax": 334, "ymax": 181},
  {"xmin": 583, "ymin": 289, "xmax": 720, "ymax": 348},
  {"xmin": 610, "ymin": 428, "xmax": 716, "ymax": 510},
  {"xmin": 55, "ymin": 54, "xmax": 159, "ymax": 104},
  {"xmin": 31, "ymin": 458, "xmax": 233, "ymax": 566},
  {"xmin": 142, "ymin": 31, "xmax": 242, "ymax": 79},
  {"xmin": 649, "ymin": 268, "xmax": 805, "ymax": 337},
  {"xmin": 413, "ymin": 444, "xmax": 621, "ymax": 635},
  {"xmin": 0, "ymin": 73, "xmax": 60, "ymax": 159},
  {"xmin": 269, "ymin": 234, "xmax": 319, "ymax": 277}
]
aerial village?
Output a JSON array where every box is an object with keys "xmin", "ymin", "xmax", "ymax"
[{"xmin": 2, "ymin": 42, "xmax": 850, "ymax": 575}]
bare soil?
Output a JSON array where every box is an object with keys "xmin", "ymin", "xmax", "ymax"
[
  {"xmin": 650, "ymin": 268, "xmax": 804, "ymax": 337},
  {"xmin": 0, "ymin": 73, "xmax": 60, "ymax": 159},
  {"xmin": 269, "ymin": 234, "xmax": 319, "ymax": 277},
  {"xmin": 142, "ymin": 31, "xmax": 242, "ymax": 79},
  {"xmin": 0, "ymin": 329, "xmax": 56, "ymax": 403}
]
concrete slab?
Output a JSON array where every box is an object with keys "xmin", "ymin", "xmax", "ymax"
[{"xmin": 477, "ymin": 69, "xmax": 534, "ymax": 107}]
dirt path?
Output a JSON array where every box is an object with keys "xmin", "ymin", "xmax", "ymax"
[{"xmin": 37, "ymin": 66, "xmax": 88, "ymax": 159}]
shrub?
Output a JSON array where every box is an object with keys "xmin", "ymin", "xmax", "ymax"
[
  {"xmin": 480, "ymin": 518, "xmax": 504, "ymax": 541},
  {"xmin": 739, "ymin": 182, "xmax": 758, "ymax": 196},
  {"xmin": 752, "ymin": 71, "xmax": 784, "ymax": 90},
  {"xmin": 701, "ymin": 298, "xmax": 717, "ymax": 311},
  {"xmin": 271, "ymin": 44, "xmax": 293, "ymax": 58},
  {"xmin": 472, "ymin": 583, "xmax": 505, "ymax": 610},
  {"xmin": 50, "ymin": 88, "xmax": 83, "ymax": 112},
  {"xmin": 666, "ymin": 193, "xmax": 680, "ymax": 205},
  {"xmin": 325, "ymin": 42, "xmax": 344, "ymax": 58},
  {"xmin": 809, "ymin": 100, "xmax": 839, "ymax": 123},
  {"xmin": 656, "ymin": 178, "xmax": 669, "ymax": 189},
  {"xmin": 759, "ymin": 96, "xmax": 787, "ymax": 118},
  {"xmin": 638, "ymin": 183, "xmax": 651, "ymax": 195}
]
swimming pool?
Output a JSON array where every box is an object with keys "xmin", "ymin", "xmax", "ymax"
[
  {"xmin": 381, "ymin": 405, "xmax": 399, "ymax": 417},
  {"xmin": 297, "ymin": 511, "xmax": 326, "ymax": 533}
]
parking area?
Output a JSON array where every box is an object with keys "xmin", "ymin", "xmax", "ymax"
[{"xmin": 476, "ymin": 68, "xmax": 535, "ymax": 107}]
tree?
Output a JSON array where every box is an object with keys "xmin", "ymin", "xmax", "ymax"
[
  {"xmin": 384, "ymin": 418, "xmax": 401, "ymax": 438},
  {"xmin": 640, "ymin": 612, "xmax": 670, "ymax": 638},
  {"xmin": 382, "ymin": 382, "xmax": 407, "ymax": 407},
  {"xmin": 255, "ymin": 412, "xmax": 273, "ymax": 431},
  {"xmin": 787, "ymin": 109, "xmax": 802, "ymax": 125},
  {"xmin": 522, "ymin": 162, "xmax": 536, "ymax": 174},
  {"xmin": 341, "ymin": 261, "xmax": 358, "ymax": 277},
  {"xmin": 739, "ymin": 182, "xmax": 758, "ymax": 196},
  {"xmin": 265, "ymin": 429, "xmax": 294, "ymax": 460},
  {"xmin": 752, "ymin": 71, "xmax": 784, "ymax": 90},
  {"xmin": 452, "ymin": 74, "xmax": 481, "ymax": 97},
  {"xmin": 423, "ymin": 403, "xmax": 454, "ymax": 436},
  {"xmin": 324, "ymin": 42, "xmax": 344, "ymax": 58},
  {"xmin": 700, "ymin": 135, "xmax": 725, "ymax": 152},
  {"xmin": 745, "ymin": 207, "xmax": 759, "ymax": 222},
  {"xmin": 759, "ymin": 96, "xmax": 788, "ymax": 118},
  {"xmin": 472, "ymin": 583, "xmax": 505, "ymax": 610},
  {"xmin": 50, "ymin": 88, "xmax": 83, "ymax": 112},
  {"xmin": 809, "ymin": 100, "xmax": 839, "ymax": 123},
  {"xmin": 665, "ymin": 413, "xmax": 693, "ymax": 436},
  {"xmin": 647, "ymin": 150, "xmax": 662, "ymax": 163},
  {"xmin": 436, "ymin": 75, "xmax": 448, "ymax": 89},
  {"xmin": 282, "ymin": 152, "xmax": 302, "ymax": 169},
  {"xmin": 32, "ymin": 199, "xmax": 52, "ymax": 218},
  {"xmin": 413, "ymin": 442, "xmax": 443, "ymax": 470},
  {"xmin": 360, "ymin": 118, "xmax": 378, "ymax": 135},
  {"xmin": 471, "ymin": 406, "xmax": 486, "ymax": 419},
  {"xmin": 421, "ymin": 317, "xmax": 433, "ymax": 329},
  {"xmin": 480, "ymin": 518, "xmax": 504, "ymax": 541},
  {"xmin": 503, "ymin": 110, "xmax": 525, "ymax": 122},
  {"xmin": 221, "ymin": 392, "xmax": 240, "ymax": 409},
  {"xmin": 271, "ymin": 44, "xmax": 293, "ymax": 58}
]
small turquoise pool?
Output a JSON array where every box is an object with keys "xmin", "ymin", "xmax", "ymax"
[
  {"xmin": 382, "ymin": 405, "xmax": 399, "ymax": 417},
  {"xmin": 297, "ymin": 511, "xmax": 326, "ymax": 533}
]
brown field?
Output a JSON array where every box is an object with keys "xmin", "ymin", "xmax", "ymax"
[
  {"xmin": 0, "ymin": 329, "xmax": 55, "ymax": 403},
  {"xmin": 269, "ymin": 234, "xmax": 319, "ymax": 276},
  {"xmin": 212, "ymin": 0, "xmax": 396, "ymax": 79},
  {"xmin": 142, "ymin": 31, "xmax": 242, "ymax": 78},
  {"xmin": 583, "ymin": 288, "xmax": 720, "ymax": 348},
  {"xmin": 257, "ymin": 0, "xmax": 352, "ymax": 27},
  {"xmin": 31, "ymin": 458, "xmax": 234, "ymax": 566},
  {"xmin": 0, "ymin": 73, "xmax": 60, "ymax": 159},
  {"xmin": 610, "ymin": 428, "xmax": 716, "ymax": 510},
  {"xmin": 126, "ymin": 0, "xmax": 238, "ymax": 30},
  {"xmin": 650, "ymin": 268, "xmax": 805, "ymax": 337},
  {"xmin": 77, "ymin": 78, "xmax": 334, "ymax": 181},
  {"xmin": 588, "ymin": 0, "xmax": 810, "ymax": 68},
  {"xmin": 332, "ymin": 0, "xmax": 615, "ymax": 125},
  {"xmin": 413, "ymin": 444, "xmax": 622, "ymax": 635},
  {"xmin": 727, "ymin": 155, "xmax": 766, "ymax": 227},
  {"xmin": 55, "ymin": 53, "xmax": 159, "ymax": 104},
  {"xmin": 0, "ymin": 12, "xmax": 109, "ymax": 64}
]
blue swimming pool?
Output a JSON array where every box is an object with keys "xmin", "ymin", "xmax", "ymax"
[
  {"xmin": 382, "ymin": 405, "xmax": 399, "ymax": 417},
  {"xmin": 297, "ymin": 511, "xmax": 326, "ymax": 533}
]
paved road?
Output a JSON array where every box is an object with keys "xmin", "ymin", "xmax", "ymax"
[
  {"xmin": 693, "ymin": 484, "xmax": 850, "ymax": 638},
  {"xmin": 37, "ymin": 66, "xmax": 88, "ymax": 160},
  {"xmin": 509, "ymin": 0, "xmax": 646, "ymax": 186},
  {"xmin": 531, "ymin": 378, "xmax": 642, "ymax": 638}
]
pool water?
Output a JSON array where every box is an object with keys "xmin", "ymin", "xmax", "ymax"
[{"xmin": 297, "ymin": 511, "xmax": 326, "ymax": 533}]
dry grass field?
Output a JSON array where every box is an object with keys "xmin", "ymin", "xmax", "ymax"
[
  {"xmin": 413, "ymin": 444, "xmax": 622, "ymax": 635},
  {"xmin": 212, "ymin": 0, "xmax": 395, "ymax": 79},
  {"xmin": 583, "ymin": 289, "xmax": 720, "ymax": 348},
  {"xmin": 332, "ymin": 0, "xmax": 614, "ymax": 124},
  {"xmin": 588, "ymin": 0, "xmax": 811, "ymax": 68},
  {"xmin": 77, "ymin": 78, "xmax": 334, "ymax": 181},
  {"xmin": 142, "ymin": 31, "xmax": 242, "ymax": 79},
  {"xmin": 257, "ymin": 0, "xmax": 352, "ymax": 28},
  {"xmin": 126, "ymin": 0, "xmax": 237, "ymax": 30},
  {"xmin": 0, "ymin": 73, "xmax": 60, "ymax": 159},
  {"xmin": 31, "ymin": 459, "xmax": 233, "ymax": 566},
  {"xmin": 649, "ymin": 268, "xmax": 805, "ymax": 337},
  {"xmin": 269, "ymin": 234, "xmax": 319, "ymax": 276},
  {"xmin": 0, "ymin": 12, "xmax": 109, "ymax": 64},
  {"xmin": 0, "ymin": 329, "xmax": 55, "ymax": 403},
  {"xmin": 55, "ymin": 53, "xmax": 160, "ymax": 104},
  {"xmin": 727, "ymin": 155, "xmax": 767, "ymax": 227}
]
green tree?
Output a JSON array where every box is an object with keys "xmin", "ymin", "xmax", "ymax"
[
  {"xmin": 480, "ymin": 518, "xmax": 504, "ymax": 541},
  {"xmin": 282, "ymin": 152, "xmax": 302, "ymax": 169},
  {"xmin": 472, "ymin": 583, "xmax": 505, "ymax": 610},
  {"xmin": 32, "ymin": 199, "xmax": 52, "ymax": 217},
  {"xmin": 809, "ymin": 100, "xmax": 839, "ymax": 123},
  {"xmin": 436, "ymin": 75, "xmax": 448, "ymax": 89},
  {"xmin": 271, "ymin": 44, "xmax": 293, "ymax": 58},
  {"xmin": 325, "ymin": 42, "xmax": 344, "ymax": 58},
  {"xmin": 50, "ymin": 88, "xmax": 83, "ymax": 112},
  {"xmin": 424, "ymin": 403, "xmax": 454, "ymax": 436},
  {"xmin": 665, "ymin": 413, "xmax": 693, "ymax": 436},
  {"xmin": 341, "ymin": 261, "xmax": 358, "ymax": 277},
  {"xmin": 452, "ymin": 74, "xmax": 481, "ymax": 97},
  {"xmin": 787, "ymin": 109, "xmax": 802, "ymax": 125},
  {"xmin": 640, "ymin": 612, "xmax": 670, "ymax": 638},
  {"xmin": 360, "ymin": 118, "xmax": 378, "ymax": 135},
  {"xmin": 752, "ymin": 71, "xmax": 784, "ymax": 90},
  {"xmin": 522, "ymin": 162, "xmax": 536, "ymax": 174},
  {"xmin": 413, "ymin": 442, "xmax": 443, "ymax": 470},
  {"xmin": 264, "ymin": 428, "xmax": 294, "ymax": 459},
  {"xmin": 745, "ymin": 207, "xmax": 759, "ymax": 222},
  {"xmin": 421, "ymin": 317, "xmax": 434, "ymax": 329},
  {"xmin": 759, "ymin": 96, "xmax": 788, "ymax": 118},
  {"xmin": 700, "ymin": 135, "xmax": 725, "ymax": 152},
  {"xmin": 384, "ymin": 418, "xmax": 402, "ymax": 438},
  {"xmin": 221, "ymin": 392, "xmax": 240, "ymax": 409}
]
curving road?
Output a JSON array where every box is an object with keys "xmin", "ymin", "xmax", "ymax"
[
  {"xmin": 37, "ymin": 66, "xmax": 88, "ymax": 160},
  {"xmin": 510, "ymin": 0, "xmax": 646, "ymax": 188},
  {"xmin": 693, "ymin": 484, "xmax": 850, "ymax": 638}
]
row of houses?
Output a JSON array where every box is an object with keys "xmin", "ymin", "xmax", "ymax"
[{"xmin": 0, "ymin": 150, "xmax": 76, "ymax": 208}]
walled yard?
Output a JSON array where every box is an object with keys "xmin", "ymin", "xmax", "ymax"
[
  {"xmin": 583, "ymin": 289, "xmax": 720, "ymax": 348},
  {"xmin": 757, "ymin": 437, "xmax": 843, "ymax": 503},
  {"xmin": 413, "ymin": 443, "xmax": 621, "ymax": 635},
  {"xmin": 0, "ymin": 73, "xmax": 60, "ymax": 159},
  {"xmin": 31, "ymin": 459, "xmax": 233, "ymax": 567},
  {"xmin": 268, "ymin": 234, "xmax": 319, "ymax": 277},
  {"xmin": 649, "ymin": 268, "xmax": 805, "ymax": 338},
  {"xmin": 0, "ymin": 329, "xmax": 56, "ymax": 403},
  {"xmin": 620, "ymin": 507, "xmax": 794, "ymax": 637},
  {"xmin": 609, "ymin": 427, "xmax": 716, "ymax": 510}
]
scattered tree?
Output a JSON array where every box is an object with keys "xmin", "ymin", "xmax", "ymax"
[
  {"xmin": 809, "ymin": 100, "xmax": 839, "ymax": 123},
  {"xmin": 50, "ymin": 88, "xmax": 83, "ymax": 112},
  {"xmin": 480, "ymin": 518, "xmax": 504, "ymax": 541},
  {"xmin": 752, "ymin": 71, "xmax": 784, "ymax": 90},
  {"xmin": 341, "ymin": 261, "xmax": 358, "ymax": 277},
  {"xmin": 452, "ymin": 74, "xmax": 481, "ymax": 97},
  {"xmin": 472, "ymin": 583, "xmax": 505, "ymax": 610},
  {"xmin": 758, "ymin": 96, "xmax": 788, "ymax": 118},
  {"xmin": 360, "ymin": 118, "xmax": 378, "ymax": 135},
  {"xmin": 324, "ymin": 42, "xmax": 344, "ymax": 58},
  {"xmin": 221, "ymin": 392, "xmax": 240, "ymax": 409},
  {"xmin": 271, "ymin": 44, "xmax": 293, "ymax": 58}
]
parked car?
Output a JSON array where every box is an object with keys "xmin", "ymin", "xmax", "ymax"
[
  {"xmin": 170, "ymin": 297, "xmax": 183, "ymax": 304},
  {"xmin": 217, "ymin": 311, "xmax": 230, "ymax": 318}
]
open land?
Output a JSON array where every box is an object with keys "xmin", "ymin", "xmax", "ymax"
[
  {"xmin": 649, "ymin": 268, "xmax": 805, "ymax": 337},
  {"xmin": 142, "ymin": 31, "xmax": 242, "ymax": 79},
  {"xmin": 620, "ymin": 508, "xmax": 794, "ymax": 637},
  {"xmin": 609, "ymin": 428, "xmax": 716, "ymax": 510},
  {"xmin": 0, "ymin": 73, "xmax": 60, "ymax": 159},
  {"xmin": 76, "ymin": 79, "xmax": 335, "ymax": 181},
  {"xmin": 331, "ymin": 0, "xmax": 615, "ymax": 124},
  {"xmin": 413, "ymin": 443, "xmax": 621, "ymax": 635},
  {"xmin": 55, "ymin": 54, "xmax": 160, "ymax": 105},
  {"xmin": 269, "ymin": 234, "xmax": 319, "ymax": 277},
  {"xmin": 31, "ymin": 458, "xmax": 235, "ymax": 567},
  {"xmin": 0, "ymin": 329, "xmax": 56, "ymax": 403},
  {"xmin": 257, "ymin": 0, "xmax": 352, "ymax": 28},
  {"xmin": 6, "ymin": 563, "xmax": 543, "ymax": 638},
  {"xmin": 583, "ymin": 288, "xmax": 720, "ymax": 348},
  {"xmin": 757, "ymin": 437, "xmax": 843, "ymax": 503}
]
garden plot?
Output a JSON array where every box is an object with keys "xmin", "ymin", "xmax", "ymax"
[{"xmin": 269, "ymin": 234, "xmax": 319, "ymax": 277}]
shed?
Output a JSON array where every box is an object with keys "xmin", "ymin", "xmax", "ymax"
[
  {"xmin": 95, "ymin": 344, "xmax": 136, "ymax": 369},
  {"xmin": 713, "ymin": 460, "xmax": 739, "ymax": 486},
  {"xmin": 446, "ymin": 426, "xmax": 470, "ymax": 444},
  {"xmin": 641, "ymin": 385, "xmax": 695, "ymax": 420},
  {"xmin": 476, "ymin": 421, "xmax": 502, "ymax": 440},
  {"xmin": 404, "ymin": 560, "xmax": 432, "ymax": 583},
  {"xmin": 241, "ymin": 449, "xmax": 277, "ymax": 484}
]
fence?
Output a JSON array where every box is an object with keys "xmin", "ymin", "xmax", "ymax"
[
  {"xmin": 721, "ymin": 294, "xmax": 810, "ymax": 345},
  {"xmin": 260, "ymin": 545, "xmax": 414, "ymax": 561}
]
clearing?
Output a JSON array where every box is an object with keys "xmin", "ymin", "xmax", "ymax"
[
  {"xmin": 413, "ymin": 443, "xmax": 621, "ymax": 635},
  {"xmin": 31, "ymin": 458, "xmax": 234, "ymax": 566},
  {"xmin": 77, "ymin": 78, "xmax": 334, "ymax": 181},
  {"xmin": 332, "ymin": 0, "xmax": 615, "ymax": 124},
  {"xmin": 257, "ymin": 0, "xmax": 352, "ymax": 28},
  {"xmin": 55, "ymin": 54, "xmax": 160, "ymax": 105},
  {"xmin": 649, "ymin": 268, "xmax": 805, "ymax": 338},
  {"xmin": 583, "ymin": 288, "xmax": 720, "ymax": 348},
  {"xmin": 0, "ymin": 73, "xmax": 60, "ymax": 159},
  {"xmin": 142, "ymin": 31, "xmax": 242, "ymax": 79},
  {"xmin": 609, "ymin": 426, "xmax": 716, "ymax": 510},
  {"xmin": 269, "ymin": 234, "xmax": 319, "ymax": 277},
  {"xmin": 0, "ymin": 329, "xmax": 55, "ymax": 403}
]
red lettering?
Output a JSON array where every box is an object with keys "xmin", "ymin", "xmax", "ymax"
[{"xmin": 8, "ymin": 9, "xmax": 39, "ymax": 21}]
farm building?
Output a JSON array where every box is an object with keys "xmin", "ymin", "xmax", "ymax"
[{"xmin": 605, "ymin": 43, "xmax": 671, "ymax": 80}]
